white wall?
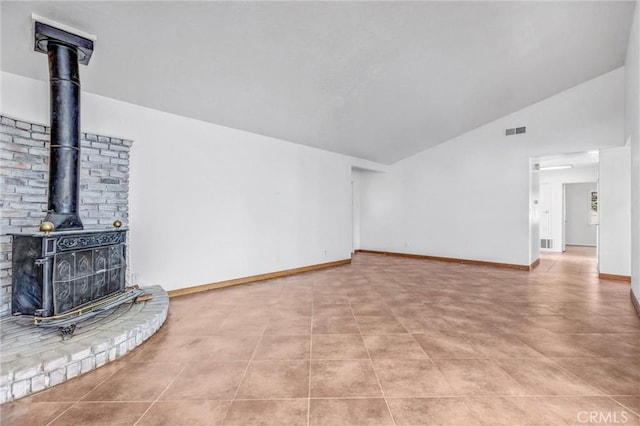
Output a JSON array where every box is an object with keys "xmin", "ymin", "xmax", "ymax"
[
  {"xmin": 539, "ymin": 183, "xmax": 552, "ymax": 241},
  {"xmin": 360, "ymin": 68, "xmax": 625, "ymax": 267},
  {"xmin": 626, "ymin": 2, "xmax": 640, "ymax": 304},
  {"xmin": 564, "ymin": 182, "xmax": 598, "ymax": 246},
  {"xmin": 1, "ymin": 71, "xmax": 356, "ymax": 292},
  {"xmin": 539, "ymin": 165, "xmax": 599, "ymax": 252},
  {"xmin": 599, "ymin": 145, "xmax": 631, "ymax": 276},
  {"xmin": 529, "ymin": 160, "xmax": 540, "ymax": 264},
  {"xmin": 351, "ymin": 169, "xmax": 362, "ymax": 252}
]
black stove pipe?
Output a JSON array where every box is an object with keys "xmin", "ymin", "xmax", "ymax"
[
  {"xmin": 43, "ymin": 40, "xmax": 83, "ymax": 230},
  {"xmin": 34, "ymin": 21, "xmax": 94, "ymax": 231}
]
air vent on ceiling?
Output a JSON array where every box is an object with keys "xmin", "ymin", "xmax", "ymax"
[{"xmin": 505, "ymin": 126, "xmax": 526, "ymax": 136}]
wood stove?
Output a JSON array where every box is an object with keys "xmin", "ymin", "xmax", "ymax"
[
  {"xmin": 10, "ymin": 20, "xmax": 141, "ymax": 337},
  {"xmin": 12, "ymin": 230, "xmax": 127, "ymax": 318}
]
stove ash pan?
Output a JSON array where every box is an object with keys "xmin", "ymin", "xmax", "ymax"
[{"xmin": 11, "ymin": 230, "xmax": 127, "ymax": 318}]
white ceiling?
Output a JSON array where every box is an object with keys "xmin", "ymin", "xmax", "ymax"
[{"xmin": 1, "ymin": 1, "xmax": 635, "ymax": 164}]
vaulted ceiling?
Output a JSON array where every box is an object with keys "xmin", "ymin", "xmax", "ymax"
[{"xmin": 1, "ymin": 1, "xmax": 635, "ymax": 164}]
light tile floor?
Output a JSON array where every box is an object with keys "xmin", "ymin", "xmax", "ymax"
[{"xmin": 2, "ymin": 246, "xmax": 639, "ymax": 425}]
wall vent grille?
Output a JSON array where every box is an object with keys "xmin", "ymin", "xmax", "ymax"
[
  {"xmin": 540, "ymin": 238, "xmax": 553, "ymax": 249},
  {"xmin": 505, "ymin": 126, "xmax": 526, "ymax": 136}
]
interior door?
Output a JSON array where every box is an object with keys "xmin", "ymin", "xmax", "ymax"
[{"xmin": 539, "ymin": 183, "xmax": 552, "ymax": 242}]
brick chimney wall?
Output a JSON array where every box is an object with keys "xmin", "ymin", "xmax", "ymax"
[{"xmin": 0, "ymin": 115, "xmax": 131, "ymax": 316}]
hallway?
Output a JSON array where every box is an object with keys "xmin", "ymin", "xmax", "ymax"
[
  {"xmin": 538, "ymin": 245, "xmax": 598, "ymax": 277},
  {"xmin": 2, "ymin": 251, "xmax": 638, "ymax": 425}
]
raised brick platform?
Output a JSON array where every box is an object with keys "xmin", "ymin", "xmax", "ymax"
[{"xmin": 0, "ymin": 285, "xmax": 168, "ymax": 403}]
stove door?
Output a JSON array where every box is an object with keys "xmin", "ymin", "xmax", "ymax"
[{"xmin": 52, "ymin": 243, "xmax": 126, "ymax": 315}]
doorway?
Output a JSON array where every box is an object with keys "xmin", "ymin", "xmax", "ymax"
[
  {"xmin": 533, "ymin": 150, "xmax": 599, "ymax": 261},
  {"xmin": 564, "ymin": 182, "xmax": 598, "ymax": 247}
]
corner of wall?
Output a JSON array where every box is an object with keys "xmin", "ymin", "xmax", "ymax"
[{"xmin": 625, "ymin": 1, "xmax": 640, "ymax": 306}]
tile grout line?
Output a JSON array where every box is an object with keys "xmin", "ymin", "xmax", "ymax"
[
  {"xmin": 132, "ymin": 363, "xmax": 187, "ymax": 426},
  {"xmin": 435, "ymin": 355, "xmax": 537, "ymax": 424},
  {"xmin": 348, "ymin": 299, "xmax": 397, "ymax": 426},
  {"xmin": 307, "ymin": 280, "xmax": 314, "ymax": 426},
  {"xmin": 484, "ymin": 356, "xmax": 538, "ymax": 396},
  {"xmin": 543, "ymin": 356, "xmax": 620, "ymax": 397},
  {"xmin": 223, "ymin": 393, "xmax": 623, "ymax": 400},
  {"xmin": 395, "ymin": 284, "xmax": 481, "ymax": 419},
  {"xmin": 44, "ymin": 361, "xmax": 129, "ymax": 426},
  {"xmin": 218, "ymin": 318, "xmax": 267, "ymax": 425},
  {"xmin": 605, "ymin": 395, "xmax": 640, "ymax": 419},
  {"xmin": 427, "ymin": 352, "xmax": 466, "ymax": 407}
]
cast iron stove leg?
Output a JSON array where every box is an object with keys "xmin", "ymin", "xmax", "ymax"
[{"xmin": 59, "ymin": 324, "xmax": 77, "ymax": 340}]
